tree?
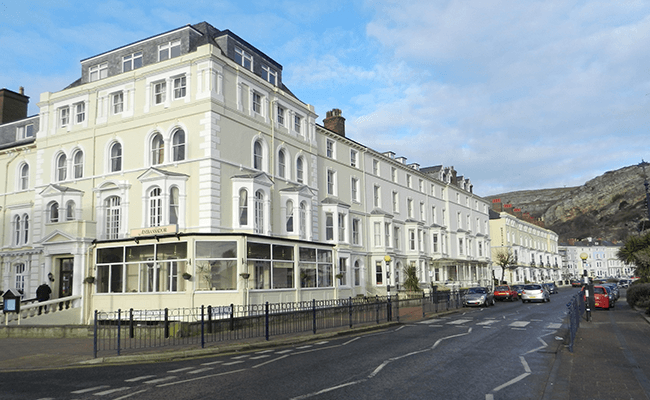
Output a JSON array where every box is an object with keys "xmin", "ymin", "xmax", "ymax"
[
  {"xmin": 403, "ymin": 263, "xmax": 421, "ymax": 292},
  {"xmin": 494, "ymin": 248, "xmax": 517, "ymax": 284},
  {"xmin": 618, "ymin": 232, "xmax": 650, "ymax": 282}
]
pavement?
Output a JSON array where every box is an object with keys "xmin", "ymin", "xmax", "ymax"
[{"xmin": 1, "ymin": 295, "xmax": 650, "ymax": 400}]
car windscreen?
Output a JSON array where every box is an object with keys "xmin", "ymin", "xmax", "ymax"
[
  {"xmin": 495, "ymin": 286, "xmax": 508, "ymax": 291},
  {"xmin": 524, "ymin": 285, "xmax": 541, "ymax": 290},
  {"xmin": 468, "ymin": 288, "xmax": 486, "ymax": 294}
]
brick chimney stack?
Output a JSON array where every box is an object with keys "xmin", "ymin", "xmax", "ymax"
[
  {"xmin": 0, "ymin": 87, "xmax": 29, "ymax": 124},
  {"xmin": 492, "ymin": 198, "xmax": 503, "ymax": 212},
  {"xmin": 503, "ymin": 203, "xmax": 514, "ymax": 214},
  {"xmin": 323, "ymin": 108, "xmax": 345, "ymax": 137}
]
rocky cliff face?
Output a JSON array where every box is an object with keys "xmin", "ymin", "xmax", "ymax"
[{"xmin": 486, "ymin": 163, "xmax": 650, "ymax": 242}]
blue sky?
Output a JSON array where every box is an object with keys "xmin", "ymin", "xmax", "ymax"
[{"xmin": 2, "ymin": 0, "xmax": 650, "ymax": 196}]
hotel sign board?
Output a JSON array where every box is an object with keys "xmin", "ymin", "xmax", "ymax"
[{"xmin": 131, "ymin": 225, "xmax": 177, "ymax": 237}]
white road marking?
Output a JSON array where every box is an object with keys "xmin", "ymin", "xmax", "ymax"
[
  {"xmin": 546, "ymin": 323, "xmax": 562, "ymax": 329},
  {"xmin": 315, "ymin": 341, "xmax": 329, "ymax": 345},
  {"xmin": 200, "ymin": 360, "xmax": 223, "ymax": 366},
  {"xmin": 519, "ymin": 356, "xmax": 531, "ymax": 373},
  {"xmin": 167, "ymin": 367, "xmax": 194, "ymax": 373},
  {"xmin": 71, "ymin": 386, "xmax": 109, "ymax": 394},
  {"xmin": 255, "ymin": 349, "xmax": 274, "ymax": 354},
  {"xmin": 250, "ymin": 355, "xmax": 271, "ymax": 360},
  {"xmin": 509, "ymin": 321, "xmax": 530, "ymax": 328},
  {"xmin": 94, "ymin": 387, "xmax": 130, "ymax": 396},
  {"xmin": 223, "ymin": 360, "xmax": 245, "ymax": 366},
  {"xmin": 156, "ymin": 369, "xmax": 246, "ymax": 387},
  {"xmin": 289, "ymin": 380, "xmax": 366, "ymax": 400},
  {"xmin": 187, "ymin": 367, "xmax": 213, "ymax": 374},
  {"xmin": 114, "ymin": 389, "xmax": 149, "ymax": 400},
  {"xmin": 296, "ymin": 345, "xmax": 313, "ymax": 349},
  {"xmin": 144, "ymin": 376, "xmax": 177, "ymax": 384},
  {"xmin": 276, "ymin": 349, "xmax": 293, "ymax": 354},
  {"xmin": 231, "ymin": 355, "xmax": 250, "ymax": 359},
  {"xmin": 476, "ymin": 320, "xmax": 499, "ymax": 326},
  {"xmin": 492, "ymin": 372, "xmax": 531, "ymax": 392},
  {"xmin": 125, "ymin": 375, "xmax": 156, "ymax": 382},
  {"xmin": 427, "ymin": 325, "xmax": 444, "ymax": 327},
  {"xmin": 418, "ymin": 319, "xmax": 442, "ymax": 324},
  {"xmin": 447, "ymin": 319, "xmax": 472, "ymax": 325}
]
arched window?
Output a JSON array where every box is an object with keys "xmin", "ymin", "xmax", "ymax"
[
  {"xmin": 110, "ymin": 142, "xmax": 122, "ymax": 172},
  {"xmin": 73, "ymin": 150, "xmax": 84, "ymax": 179},
  {"xmin": 22, "ymin": 214, "xmax": 29, "ymax": 244},
  {"xmin": 56, "ymin": 153, "xmax": 67, "ymax": 181},
  {"xmin": 278, "ymin": 149, "xmax": 286, "ymax": 178},
  {"xmin": 149, "ymin": 187, "xmax": 162, "ymax": 227},
  {"xmin": 253, "ymin": 141, "xmax": 263, "ymax": 170},
  {"xmin": 14, "ymin": 215, "xmax": 20, "ymax": 245},
  {"xmin": 254, "ymin": 190, "xmax": 264, "ymax": 234},
  {"xmin": 286, "ymin": 200, "xmax": 294, "ymax": 232},
  {"xmin": 296, "ymin": 157, "xmax": 304, "ymax": 184},
  {"xmin": 106, "ymin": 196, "xmax": 121, "ymax": 239},
  {"xmin": 172, "ymin": 129, "xmax": 185, "ymax": 161},
  {"xmin": 299, "ymin": 201, "xmax": 307, "ymax": 239},
  {"xmin": 19, "ymin": 163, "xmax": 29, "ymax": 190},
  {"xmin": 65, "ymin": 200, "xmax": 75, "ymax": 221},
  {"xmin": 49, "ymin": 201, "xmax": 59, "ymax": 223},
  {"xmin": 151, "ymin": 133, "xmax": 164, "ymax": 165},
  {"xmin": 170, "ymin": 187, "xmax": 179, "ymax": 224},
  {"xmin": 239, "ymin": 189, "xmax": 248, "ymax": 226}
]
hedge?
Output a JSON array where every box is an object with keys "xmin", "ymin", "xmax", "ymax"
[{"xmin": 626, "ymin": 283, "xmax": 650, "ymax": 309}]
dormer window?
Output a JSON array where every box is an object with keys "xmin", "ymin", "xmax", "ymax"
[
  {"xmin": 159, "ymin": 40, "xmax": 181, "ymax": 61},
  {"xmin": 17, "ymin": 124, "xmax": 34, "ymax": 139},
  {"xmin": 235, "ymin": 47, "xmax": 253, "ymax": 70},
  {"xmin": 262, "ymin": 65, "xmax": 277, "ymax": 85},
  {"xmin": 89, "ymin": 63, "xmax": 108, "ymax": 82},
  {"xmin": 123, "ymin": 52, "xmax": 143, "ymax": 72}
]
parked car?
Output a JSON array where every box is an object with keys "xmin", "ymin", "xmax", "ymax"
[
  {"xmin": 617, "ymin": 279, "xmax": 630, "ymax": 288},
  {"xmin": 583, "ymin": 285, "xmax": 613, "ymax": 309},
  {"xmin": 462, "ymin": 287, "xmax": 495, "ymax": 307},
  {"xmin": 570, "ymin": 279, "xmax": 582, "ymax": 287},
  {"xmin": 602, "ymin": 283, "xmax": 619, "ymax": 300},
  {"xmin": 542, "ymin": 282, "xmax": 558, "ymax": 294},
  {"xmin": 493, "ymin": 285, "xmax": 519, "ymax": 301},
  {"xmin": 512, "ymin": 284, "xmax": 525, "ymax": 298},
  {"xmin": 521, "ymin": 284, "xmax": 550, "ymax": 303}
]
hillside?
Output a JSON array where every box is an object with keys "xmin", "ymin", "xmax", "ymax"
[{"xmin": 485, "ymin": 163, "xmax": 650, "ymax": 243}]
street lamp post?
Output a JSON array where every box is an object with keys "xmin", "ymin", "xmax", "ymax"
[{"xmin": 580, "ymin": 252, "xmax": 594, "ymax": 322}]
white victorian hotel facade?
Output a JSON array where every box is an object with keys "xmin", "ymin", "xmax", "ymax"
[{"xmin": 0, "ymin": 22, "xmax": 491, "ymax": 324}]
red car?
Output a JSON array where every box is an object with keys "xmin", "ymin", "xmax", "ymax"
[
  {"xmin": 493, "ymin": 285, "xmax": 519, "ymax": 301},
  {"xmin": 582, "ymin": 285, "xmax": 612, "ymax": 309}
]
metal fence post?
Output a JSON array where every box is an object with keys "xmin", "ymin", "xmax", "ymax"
[
  {"xmin": 117, "ymin": 308, "xmax": 121, "ymax": 356},
  {"xmin": 164, "ymin": 308, "xmax": 169, "ymax": 339},
  {"xmin": 201, "ymin": 305, "xmax": 205, "ymax": 348},
  {"xmin": 93, "ymin": 310, "xmax": 98, "ymax": 359},
  {"xmin": 422, "ymin": 292, "xmax": 426, "ymax": 318},
  {"xmin": 129, "ymin": 308, "xmax": 134, "ymax": 339},
  {"xmin": 349, "ymin": 297, "xmax": 353, "ymax": 328},
  {"xmin": 312, "ymin": 299, "xmax": 317, "ymax": 334},
  {"xmin": 396, "ymin": 293, "xmax": 400, "ymax": 322},
  {"xmin": 376, "ymin": 296, "xmax": 379, "ymax": 324},
  {"xmin": 230, "ymin": 303, "xmax": 234, "ymax": 331},
  {"xmin": 265, "ymin": 302, "xmax": 270, "ymax": 341},
  {"xmin": 207, "ymin": 305, "xmax": 213, "ymax": 334}
]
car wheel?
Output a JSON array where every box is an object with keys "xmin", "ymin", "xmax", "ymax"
[{"xmin": 491, "ymin": 298, "xmax": 495, "ymax": 306}]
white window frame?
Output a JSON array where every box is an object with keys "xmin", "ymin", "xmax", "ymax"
[
  {"xmin": 235, "ymin": 46, "xmax": 253, "ymax": 70},
  {"xmin": 89, "ymin": 62, "xmax": 108, "ymax": 82},
  {"xmin": 112, "ymin": 92, "xmax": 124, "ymax": 114},
  {"xmin": 60, "ymin": 107, "xmax": 70, "ymax": 128},
  {"xmin": 153, "ymin": 81, "xmax": 167, "ymax": 105},
  {"xmin": 262, "ymin": 64, "xmax": 277, "ymax": 85},
  {"xmin": 75, "ymin": 102, "xmax": 85, "ymax": 124},
  {"xmin": 159, "ymin": 40, "xmax": 181, "ymax": 61},
  {"xmin": 123, "ymin": 51, "xmax": 143, "ymax": 72},
  {"xmin": 173, "ymin": 75, "xmax": 186, "ymax": 99}
]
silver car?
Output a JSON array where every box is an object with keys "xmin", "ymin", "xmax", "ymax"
[
  {"xmin": 462, "ymin": 287, "xmax": 495, "ymax": 307},
  {"xmin": 521, "ymin": 284, "xmax": 550, "ymax": 303}
]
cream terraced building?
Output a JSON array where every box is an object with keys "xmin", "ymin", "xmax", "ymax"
[
  {"xmin": 489, "ymin": 199, "xmax": 561, "ymax": 284},
  {"xmin": 0, "ymin": 22, "xmax": 492, "ymax": 324}
]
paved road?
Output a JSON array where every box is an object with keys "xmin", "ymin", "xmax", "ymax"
[{"xmin": 0, "ymin": 288, "xmax": 573, "ymax": 400}]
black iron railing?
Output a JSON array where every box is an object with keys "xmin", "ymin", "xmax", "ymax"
[{"xmin": 93, "ymin": 292, "xmax": 465, "ymax": 357}]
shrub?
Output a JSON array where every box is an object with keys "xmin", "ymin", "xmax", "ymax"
[{"xmin": 626, "ymin": 283, "xmax": 650, "ymax": 308}]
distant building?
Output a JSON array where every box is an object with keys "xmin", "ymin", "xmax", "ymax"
[
  {"xmin": 489, "ymin": 199, "xmax": 561, "ymax": 283},
  {"xmin": 560, "ymin": 239, "xmax": 633, "ymax": 279},
  {"xmin": 0, "ymin": 22, "xmax": 491, "ymax": 324}
]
